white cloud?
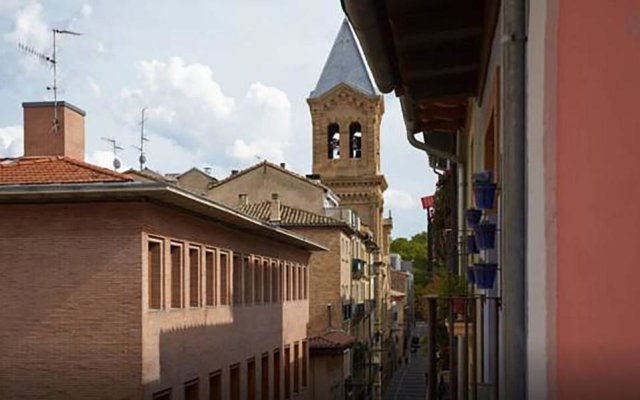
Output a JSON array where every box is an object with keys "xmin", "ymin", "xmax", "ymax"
[
  {"xmin": 0, "ymin": 126, "xmax": 23, "ymax": 157},
  {"xmin": 135, "ymin": 57, "xmax": 234, "ymax": 117},
  {"xmin": 95, "ymin": 41, "xmax": 105, "ymax": 53},
  {"xmin": 4, "ymin": 2, "xmax": 49, "ymax": 48},
  {"xmin": 87, "ymin": 76, "xmax": 101, "ymax": 97},
  {"xmin": 384, "ymin": 189, "xmax": 418, "ymax": 210},
  {"xmin": 80, "ymin": 4, "xmax": 92, "ymax": 18},
  {"xmin": 119, "ymin": 57, "xmax": 292, "ymax": 167}
]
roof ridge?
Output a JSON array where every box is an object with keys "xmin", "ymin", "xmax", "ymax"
[{"xmin": 59, "ymin": 157, "xmax": 133, "ymax": 180}]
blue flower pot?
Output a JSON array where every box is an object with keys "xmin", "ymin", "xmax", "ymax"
[
  {"xmin": 466, "ymin": 266, "xmax": 476, "ymax": 284},
  {"xmin": 475, "ymin": 223, "xmax": 497, "ymax": 250},
  {"xmin": 474, "ymin": 263, "xmax": 498, "ymax": 289},
  {"xmin": 472, "ymin": 171, "xmax": 493, "ymax": 184},
  {"xmin": 465, "ymin": 208, "xmax": 482, "ymax": 228},
  {"xmin": 473, "ymin": 182, "xmax": 497, "ymax": 209},
  {"xmin": 467, "ymin": 234, "xmax": 479, "ymax": 254}
]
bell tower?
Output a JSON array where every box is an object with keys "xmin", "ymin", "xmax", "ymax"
[{"xmin": 307, "ymin": 19, "xmax": 387, "ymax": 244}]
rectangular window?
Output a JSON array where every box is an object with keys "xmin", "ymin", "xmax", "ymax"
[
  {"xmin": 244, "ymin": 256, "xmax": 253, "ymax": 305},
  {"xmin": 286, "ymin": 264, "xmax": 292, "ymax": 301},
  {"xmin": 261, "ymin": 353, "xmax": 269, "ymax": 400},
  {"xmin": 254, "ymin": 258, "xmax": 262, "ymax": 305},
  {"xmin": 205, "ymin": 250, "xmax": 216, "ymax": 306},
  {"xmin": 297, "ymin": 265, "xmax": 302, "ymax": 301},
  {"xmin": 263, "ymin": 260, "xmax": 269, "ymax": 303},
  {"xmin": 153, "ymin": 389, "xmax": 172, "ymax": 400},
  {"xmin": 294, "ymin": 342, "xmax": 299, "ymax": 393},
  {"xmin": 230, "ymin": 363, "xmax": 240, "ymax": 400},
  {"xmin": 209, "ymin": 370, "xmax": 222, "ymax": 400},
  {"xmin": 190, "ymin": 247, "xmax": 201, "ymax": 307},
  {"xmin": 233, "ymin": 254, "xmax": 242, "ymax": 305},
  {"xmin": 271, "ymin": 261, "xmax": 278, "ymax": 302},
  {"xmin": 279, "ymin": 262, "xmax": 285, "ymax": 302},
  {"xmin": 185, "ymin": 378, "xmax": 199, "ymax": 400},
  {"xmin": 284, "ymin": 346, "xmax": 291, "ymax": 399},
  {"xmin": 292, "ymin": 265, "xmax": 298, "ymax": 301},
  {"xmin": 273, "ymin": 349, "xmax": 281, "ymax": 400},
  {"xmin": 247, "ymin": 358, "xmax": 256, "ymax": 400},
  {"xmin": 303, "ymin": 267, "xmax": 308, "ymax": 300},
  {"xmin": 148, "ymin": 240, "xmax": 163, "ymax": 310},
  {"xmin": 220, "ymin": 252, "xmax": 229, "ymax": 305},
  {"xmin": 171, "ymin": 243, "xmax": 184, "ymax": 308},
  {"xmin": 302, "ymin": 341, "xmax": 308, "ymax": 387}
]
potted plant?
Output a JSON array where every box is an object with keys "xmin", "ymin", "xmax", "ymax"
[
  {"xmin": 474, "ymin": 221, "xmax": 497, "ymax": 250},
  {"xmin": 437, "ymin": 272, "xmax": 469, "ymax": 315},
  {"xmin": 472, "ymin": 171, "xmax": 497, "ymax": 210},
  {"xmin": 473, "ymin": 261, "xmax": 498, "ymax": 289},
  {"xmin": 467, "ymin": 234, "xmax": 479, "ymax": 254},
  {"xmin": 465, "ymin": 208, "xmax": 482, "ymax": 228}
]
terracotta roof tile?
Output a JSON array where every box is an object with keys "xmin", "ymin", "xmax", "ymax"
[
  {"xmin": 238, "ymin": 201, "xmax": 346, "ymax": 227},
  {"xmin": 309, "ymin": 331, "xmax": 356, "ymax": 350},
  {"xmin": 0, "ymin": 156, "xmax": 133, "ymax": 185}
]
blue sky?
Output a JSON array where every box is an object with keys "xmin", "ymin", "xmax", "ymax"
[{"xmin": 0, "ymin": 0, "xmax": 437, "ymax": 238}]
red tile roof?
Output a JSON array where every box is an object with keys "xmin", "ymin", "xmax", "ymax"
[
  {"xmin": 238, "ymin": 201, "xmax": 346, "ymax": 227},
  {"xmin": 0, "ymin": 156, "xmax": 133, "ymax": 185},
  {"xmin": 309, "ymin": 330, "xmax": 356, "ymax": 351}
]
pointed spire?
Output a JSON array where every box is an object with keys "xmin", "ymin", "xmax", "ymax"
[{"xmin": 310, "ymin": 19, "xmax": 377, "ymax": 99}]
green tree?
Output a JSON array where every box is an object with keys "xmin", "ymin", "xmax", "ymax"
[{"xmin": 390, "ymin": 231, "xmax": 429, "ymax": 287}]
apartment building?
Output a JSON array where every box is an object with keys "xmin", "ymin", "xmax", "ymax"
[{"xmin": 0, "ymin": 101, "xmax": 322, "ymax": 400}]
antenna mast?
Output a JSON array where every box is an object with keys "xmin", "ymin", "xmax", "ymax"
[
  {"xmin": 101, "ymin": 137, "xmax": 124, "ymax": 171},
  {"xmin": 133, "ymin": 107, "xmax": 150, "ymax": 171},
  {"xmin": 19, "ymin": 28, "xmax": 81, "ymax": 134}
]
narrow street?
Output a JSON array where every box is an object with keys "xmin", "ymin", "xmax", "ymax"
[{"xmin": 383, "ymin": 321, "xmax": 427, "ymax": 400}]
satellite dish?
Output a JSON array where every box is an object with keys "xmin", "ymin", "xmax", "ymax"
[
  {"xmin": 113, "ymin": 158, "xmax": 121, "ymax": 170},
  {"xmin": 139, "ymin": 154, "xmax": 147, "ymax": 165}
]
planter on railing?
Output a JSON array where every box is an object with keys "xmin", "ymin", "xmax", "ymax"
[
  {"xmin": 467, "ymin": 234, "xmax": 479, "ymax": 254},
  {"xmin": 474, "ymin": 222, "xmax": 497, "ymax": 250},
  {"xmin": 474, "ymin": 263, "xmax": 498, "ymax": 289},
  {"xmin": 473, "ymin": 182, "xmax": 497, "ymax": 209},
  {"xmin": 466, "ymin": 266, "xmax": 476, "ymax": 284},
  {"xmin": 465, "ymin": 208, "xmax": 482, "ymax": 228}
]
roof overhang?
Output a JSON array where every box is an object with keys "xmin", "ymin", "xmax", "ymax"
[
  {"xmin": 0, "ymin": 182, "xmax": 327, "ymax": 252},
  {"xmin": 342, "ymin": 0, "xmax": 500, "ymax": 160}
]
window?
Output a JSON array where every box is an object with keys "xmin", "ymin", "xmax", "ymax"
[
  {"xmin": 209, "ymin": 370, "xmax": 222, "ymax": 400},
  {"xmin": 284, "ymin": 346, "xmax": 291, "ymax": 399},
  {"xmin": 185, "ymin": 378, "xmax": 199, "ymax": 400},
  {"xmin": 327, "ymin": 123, "xmax": 340, "ymax": 159},
  {"xmin": 254, "ymin": 258, "xmax": 261, "ymax": 305},
  {"xmin": 279, "ymin": 262, "xmax": 285, "ymax": 302},
  {"xmin": 261, "ymin": 353, "xmax": 269, "ymax": 400},
  {"xmin": 293, "ymin": 343, "xmax": 299, "ymax": 393},
  {"xmin": 247, "ymin": 358, "xmax": 256, "ymax": 400},
  {"xmin": 303, "ymin": 267, "xmax": 308, "ymax": 300},
  {"xmin": 263, "ymin": 260, "xmax": 269, "ymax": 303},
  {"xmin": 271, "ymin": 261, "xmax": 278, "ymax": 303},
  {"xmin": 292, "ymin": 265, "xmax": 298, "ymax": 301},
  {"xmin": 273, "ymin": 349, "xmax": 281, "ymax": 400},
  {"xmin": 148, "ymin": 240, "xmax": 163, "ymax": 310},
  {"xmin": 298, "ymin": 266, "xmax": 303, "ymax": 300},
  {"xmin": 244, "ymin": 256, "xmax": 252, "ymax": 304},
  {"xmin": 205, "ymin": 250, "xmax": 216, "ymax": 306},
  {"xmin": 302, "ymin": 341, "xmax": 308, "ymax": 387},
  {"xmin": 190, "ymin": 247, "xmax": 201, "ymax": 307},
  {"xmin": 153, "ymin": 388, "xmax": 172, "ymax": 400},
  {"xmin": 171, "ymin": 243, "xmax": 184, "ymax": 308},
  {"xmin": 220, "ymin": 252, "xmax": 229, "ymax": 305},
  {"xmin": 230, "ymin": 364, "xmax": 240, "ymax": 400},
  {"xmin": 349, "ymin": 122, "xmax": 362, "ymax": 158},
  {"xmin": 233, "ymin": 254, "xmax": 242, "ymax": 305}
]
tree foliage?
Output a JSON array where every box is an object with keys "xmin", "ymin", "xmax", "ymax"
[{"xmin": 390, "ymin": 231, "xmax": 428, "ymax": 287}]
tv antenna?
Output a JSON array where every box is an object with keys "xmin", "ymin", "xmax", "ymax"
[
  {"xmin": 18, "ymin": 28, "xmax": 82, "ymax": 134},
  {"xmin": 101, "ymin": 137, "xmax": 124, "ymax": 171},
  {"xmin": 132, "ymin": 107, "xmax": 149, "ymax": 170}
]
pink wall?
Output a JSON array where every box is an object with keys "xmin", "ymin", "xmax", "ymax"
[{"xmin": 556, "ymin": 1, "xmax": 640, "ymax": 398}]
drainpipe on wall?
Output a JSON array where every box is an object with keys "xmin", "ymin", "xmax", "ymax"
[{"xmin": 501, "ymin": 0, "xmax": 527, "ymax": 398}]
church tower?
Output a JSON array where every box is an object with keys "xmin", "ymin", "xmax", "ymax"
[{"xmin": 308, "ymin": 19, "xmax": 387, "ymax": 244}]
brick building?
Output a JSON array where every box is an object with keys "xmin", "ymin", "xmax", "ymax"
[{"xmin": 0, "ymin": 101, "xmax": 323, "ymax": 400}]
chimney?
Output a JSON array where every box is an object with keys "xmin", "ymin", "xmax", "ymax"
[
  {"xmin": 231, "ymin": 169, "xmax": 239, "ymax": 175},
  {"xmin": 238, "ymin": 193, "xmax": 248, "ymax": 206},
  {"xmin": 279, "ymin": 162, "xmax": 286, "ymax": 169},
  {"xmin": 23, "ymin": 101, "xmax": 85, "ymax": 160},
  {"xmin": 270, "ymin": 193, "xmax": 281, "ymax": 223}
]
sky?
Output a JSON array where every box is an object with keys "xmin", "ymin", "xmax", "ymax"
[{"xmin": 0, "ymin": 0, "xmax": 437, "ymax": 238}]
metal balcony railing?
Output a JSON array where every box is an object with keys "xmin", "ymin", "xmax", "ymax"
[{"xmin": 425, "ymin": 295, "xmax": 501, "ymax": 400}]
